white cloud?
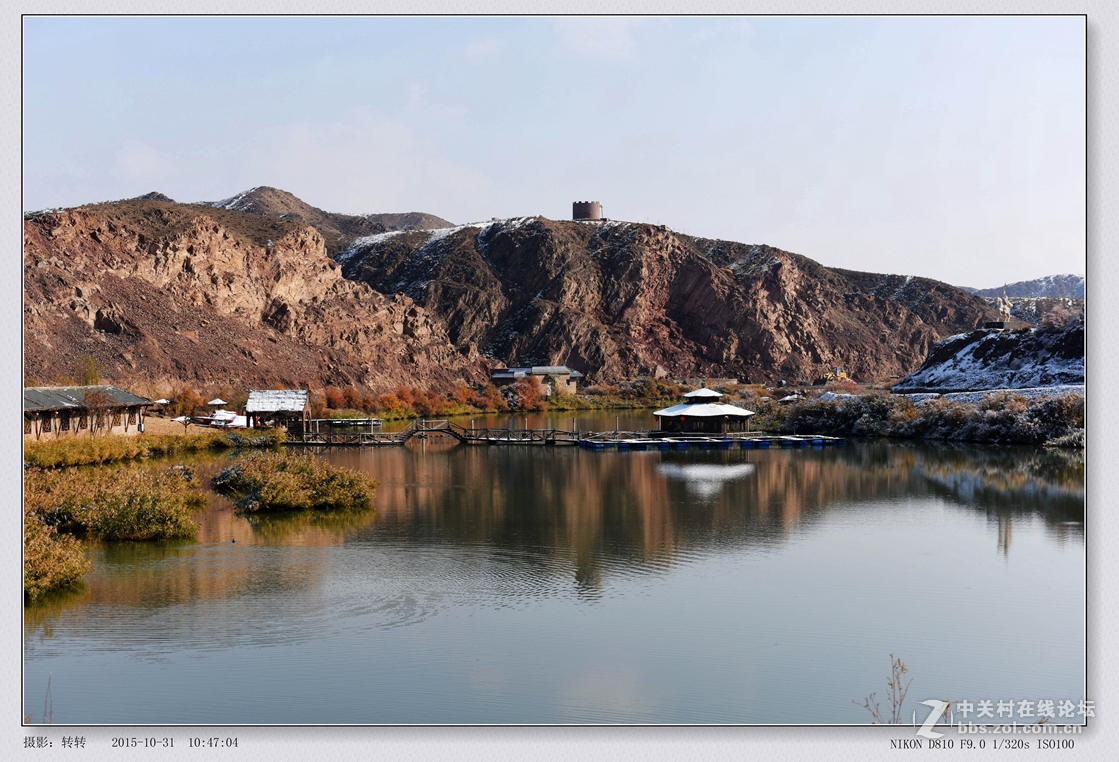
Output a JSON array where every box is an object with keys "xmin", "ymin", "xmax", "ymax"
[
  {"xmin": 239, "ymin": 111, "xmax": 490, "ymax": 217},
  {"xmin": 551, "ymin": 17, "xmax": 654, "ymax": 61},
  {"xmin": 464, "ymin": 37, "xmax": 503, "ymax": 59},
  {"xmin": 406, "ymin": 82, "xmax": 468, "ymax": 125},
  {"xmin": 686, "ymin": 18, "xmax": 755, "ymax": 47},
  {"xmin": 113, "ymin": 139, "xmax": 176, "ymax": 184}
]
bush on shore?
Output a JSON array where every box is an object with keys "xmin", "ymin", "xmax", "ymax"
[
  {"xmin": 212, "ymin": 453, "xmax": 378, "ymax": 512},
  {"xmin": 24, "ymin": 429, "xmax": 285, "ymax": 469},
  {"xmin": 778, "ymin": 390, "xmax": 1083, "ymax": 446},
  {"xmin": 24, "ymin": 464, "xmax": 207, "ymax": 600},
  {"xmin": 24, "ymin": 508, "xmax": 91, "ymax": 602},
  {"xmin": 24, "ymin": 465, "xmax": 205, "ymax": 542}
]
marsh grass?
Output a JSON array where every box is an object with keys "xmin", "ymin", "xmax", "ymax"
[
  {"xmin": 857, "ymin": 654, "xmax": 912, "ymax": 724},
  {"xmin": 24, "ymin": 465, "xmax": 205, "ymax": 542},
  {"xmin": 212, "ymin": 452, "xmax": 378, "ymax": 512},
  {"xmin": 24, "ymin": 508, "xmax": 91, "ymax": 602},
  {"xmin": 23, "ymin": 429, "xmax": 285, "ymax": 468}
]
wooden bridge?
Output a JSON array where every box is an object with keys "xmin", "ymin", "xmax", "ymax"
[
  {"xmin": 287, "ymin": 420, "xmax": 845, "ymax": 449},
  {"xmin": 289, "ymin": 418, "xmax": 584, "ymax": 447}
]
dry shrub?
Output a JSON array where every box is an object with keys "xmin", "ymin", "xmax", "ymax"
[
  {"xmin": 212, "ymin": 453, "xmax": 378, "ymax": 512},
  {"xmin": 510, "ymin": 379, "xmax": 547, "ymax": 411},
  {"xmin": 24, "ymin": 465, "xmax": 204, "ymax": 541},
  {"xmin": 777, "ymin": 389, "xmax": 1083, "ymax": 445},
  {"xmin": 24, "ymin": 508, "xmax": 91, "ymax": 602}
]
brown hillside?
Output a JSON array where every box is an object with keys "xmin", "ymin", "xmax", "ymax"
[
  {"xmin": 205, "ymin": 186, "xmax": 453, "ymax": 258},
  {"xmin": 23, "ymin": 198, "xmax": 487, "ymax": 394},
  {"xmin": 341, "ymin": 218, "xmax": 998, "ymax": 384}
]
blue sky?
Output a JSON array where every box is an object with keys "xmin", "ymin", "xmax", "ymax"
[{"xmin": 23, "ymin": 15, "xmax": 1085, "ymax": 289}]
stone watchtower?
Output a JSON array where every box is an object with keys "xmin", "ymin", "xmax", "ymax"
[{"xmin": 572, "ymin": 201, "xmax": 602, "ymax": 221}]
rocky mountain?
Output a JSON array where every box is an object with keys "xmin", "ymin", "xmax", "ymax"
[
  {"xmin": 963, "ymin": 274, "xmax": 1085, "ymax": 299},
  {"xmin": 204, "ymin": 186, "xmax": 454, "ymax": 258},
  {"xmin": 891, "ymin": 317, "xmax": 1085, "ymax": 393},
  {"xmin": 980, "ymin": 295, "xmax": 1084, "ymax": 326},
  {"xmin": 23, "ymin": 197, "xmax": 486, "ymax": 394},
  {"xmin": 23, "ymin": 189, "xmax": 1004, "ymax": 394},
  {"xmin": 339, "ymin": 216, "xmax": 998, "ymax": 385}
]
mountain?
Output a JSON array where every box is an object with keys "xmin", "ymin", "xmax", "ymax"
[
  {"xmin": 978, "ymin": 296, "xmax": 1084, "ymax": 326},
  {"xmin": 339, "ymin": 216, "xmax": 998, "ymax": 385},
  {"xmin": 204, "ymin": 186, "xmax": 454, "ymax": 258},
  {"xmin": 962, "ymin": 274, "xmax": 1085, "ymax": 299},
  {"xmin": 23, "ymin": 197, "xmax": 486, "ymax": 393},
  {"xmin": 24, "ymin": 190, "xmax": 1004, "ymax": 393},
  {"xmin": 892, "ymin": 317, "xmax": 1085, "ymax": 393}
]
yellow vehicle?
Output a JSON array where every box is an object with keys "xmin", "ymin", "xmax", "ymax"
[{"xmin": 814, "ymin": 366, "xmax": 850, "ymax": 386}]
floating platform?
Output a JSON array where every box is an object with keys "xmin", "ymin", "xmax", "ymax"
[{"xmin": 577, "ymin": 433, "xmax": 845, "ymax": 451}]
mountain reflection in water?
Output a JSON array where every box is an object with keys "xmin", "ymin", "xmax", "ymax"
[{"xmin": 23, "ymin": 437, "xmax": 1084, "ymax": 725}]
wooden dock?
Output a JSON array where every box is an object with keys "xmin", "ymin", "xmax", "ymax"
[
  {"xmin": 577, "ymin": 432, "xmax": 845, "ymax": 451},
  {"xmin": 287, "ymin": 420, "xmax": 844, "ymax": 449}
]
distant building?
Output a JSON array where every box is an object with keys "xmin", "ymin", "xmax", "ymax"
[
  {"xmin": 23, "ymin": 385, "xmax": 153, "ymax": 440},
  {"xmin": 489, "ymin": 366, "xmax": 584, "ymax": 395},
  {"xmin": 572, "ymin": 201, "xmax": 602, "ymax": 221},
  {"xmin": 245, "ymin": 389, "xmax": 310, "ymax": 430},
  {"xmin": 653, "ymin": 388, "xmax": 755, "ymax": 434}
]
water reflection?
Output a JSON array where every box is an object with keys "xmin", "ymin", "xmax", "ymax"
[
  {"xmin": 23, "ymin": 435, "xmax": 1085, "ymax": 725},
  {"xmin": 656, "ymin": 462, "xmax": 756, "ymax": 502},
  {"xmin": 25, "ymin": 440, "xmax": 1083, "ymax": 626}
]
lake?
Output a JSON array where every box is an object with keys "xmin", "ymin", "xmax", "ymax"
[{"xmin": 23, "ymin": 416, "xmax": 1085, "ymax": 725}]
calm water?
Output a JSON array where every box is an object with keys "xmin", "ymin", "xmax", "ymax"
[{"xmin": 24, "ymin": 419, "xmax": 1085, "ymax": 725}]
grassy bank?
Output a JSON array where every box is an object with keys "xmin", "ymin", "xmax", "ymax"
[
  {"xmin": 751, "ymin": 389, "xmax": 1084, "ymax": 446},
  {"xmin": 24, "ymin": 508, "xmax": 91, "ymax": 602},
  {"xmin": 24, "ymin": 428, "xmax": 285, "ymax": 469},
  {"xmin": 212, "ymin": 452, "xmax": 378, "ymax": 512},
  {"xmin": 25, "ymin": 465, "xmax": 205, "ymax": 540},
  {"xmin": 24, "ymin": 464, "xmax": 207, "ymax": 601}
]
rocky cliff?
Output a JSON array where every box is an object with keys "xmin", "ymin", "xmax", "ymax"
[
  {"xmin": 963, "ymin": 274, "xmax": 1085, "ymax": 299},
  {"xmin": 23, "ymin": 198, "xmax": 486, "ymax": 393},
  {"xmin": 340, "ymin": 217, "xmax": 997, "ymax": 385},
  {"xmin": 891, "ymin": 318, "xmax": 1085, "ymax": 393},
  {"xmin": 24, "ymin": 191, "xmax": 1002, "ymax": 394},
  {"xmin": 205, "ymin": 186, "xmax": 454, "ymax": 258}
]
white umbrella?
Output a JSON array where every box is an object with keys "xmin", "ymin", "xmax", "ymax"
[
  {"xmin": 207, "ymin": 398, "xmax": 228, "ymax": 406},
  {"xmin": 172, "ymin": 415, "xmax": 192, "ymax": 430},
  {"xmin": 153, "ymin": 398, "xmax": 171, "ymax": 404}
]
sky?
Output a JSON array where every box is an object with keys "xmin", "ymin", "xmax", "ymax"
[{"xmin": 22, "ymin": 15, "xmax": 1085, "ymax": 290}]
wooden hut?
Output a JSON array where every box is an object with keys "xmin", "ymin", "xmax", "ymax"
[
  {"xmin": 652, "ymin": 388, "xmax": 755, "ymax": 435},
  {"xmin": 245, "ymin": 390, "xmax": 310, "ymax": 431},
  {"xmin": 489, "ymin": 366, "xmax": 585, "ymax": 394},
  {"xmin": 23, "ymin": 385, "xmax": 153, "ymax": 440}
]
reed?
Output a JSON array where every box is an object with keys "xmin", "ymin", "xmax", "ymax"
[
  {"xmin": 24, "ymin": 507, "xmax": 91, "ymax": 602},
  {"xmin": 212, "ymin": 452, "xmax": 378, "ymax": 512},
  {"xmin": 24, "ymin": 465, "xmax": 204, "ymax": 542},
  {"xmin": 24, "ymin": 429, "xmax": 285, "ymax": 469}
]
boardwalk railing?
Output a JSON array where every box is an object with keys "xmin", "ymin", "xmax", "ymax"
[{"xmin": 287, "ymin": 420, "xmax": 844, "ymax": 449}]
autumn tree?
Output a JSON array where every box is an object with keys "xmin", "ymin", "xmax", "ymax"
[
  {"xmin": 477, "ymin": 384, "xmax": 507, "ymax": 412},
  {"xmin": 322, "ymin": 387, "xmax": 343, "ymax": 410},
  {"xmin": 173, "ymin": 386, "xmax": 204, "ymax": 417},
  {"xmin": 75, "ymin": 356, "xmax": 100, "ymax": 386},
  {"xmin": 84, "ymin": 389, "xmax": 111, "ymax": 436},
  {"xmin": 512, "ymin": 379, "xmax": 547, "ymax": 412}
]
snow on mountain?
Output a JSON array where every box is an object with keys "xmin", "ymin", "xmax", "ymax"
[
  {"xmin": 963, "ymin": 274, "xmax": 1085, "ymax": 299},
  {"xmin": 892, "ymin": 317, "xmax": 1084, "ymax": 393}
]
